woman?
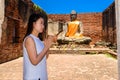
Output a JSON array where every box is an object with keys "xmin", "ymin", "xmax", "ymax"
[{"xmin": 23, "ymin": 13, "xmax": 56, "ymax": 80}]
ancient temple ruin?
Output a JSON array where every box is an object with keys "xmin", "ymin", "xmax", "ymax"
[
  {"xmin": 102, "ymin": 2, "xmax": 116, "ymax": 45},
  {"xmin": 0, "ymin": 1, "xmax": 116, "ymax": 63},
  {"xmin": 0, "ymin": 0, "xmax": 46, "ymax": 63}
]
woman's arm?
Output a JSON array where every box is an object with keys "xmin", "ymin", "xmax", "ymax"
[
  {"xmin": 25, "ymin": 37, "xmax": 52, "ymax": 65},
  {"xmin": 46, "ymin": 51, "xmax": 49, "ymax": 59}
]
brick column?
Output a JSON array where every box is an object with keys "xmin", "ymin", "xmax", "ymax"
[
  {"xmin": 115, "ymin": 0, "xmax": 120, "ymax": 79},
  {"xmin": 0, "ymin": 0, "xmax": 5, "ymax": 44}
]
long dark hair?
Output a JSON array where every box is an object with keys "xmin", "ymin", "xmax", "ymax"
[{"xmin": 24, "ymin": 12, "xmax": 48, "ymax": 41}]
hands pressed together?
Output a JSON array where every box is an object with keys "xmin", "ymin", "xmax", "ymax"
[{"xmin": 44, "ymin": 35, "xmax": 57, "ymax": 49}]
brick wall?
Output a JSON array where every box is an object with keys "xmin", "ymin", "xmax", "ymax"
[
  {"xmin": 0, "ymin": 0, "xmax": 33, "ymax": 63},
  {"xmin": 48, "ymin": 13, "xmax": 102, "ymax": 44},
  {"xmin": 0, "ymin": 0, "xmax": 114, "ymax": 63},
  {"xmin": 0, "ymin": 0, "xmax": 48, "ymax": 63},
  {"xmin": 102, "ymin": 2, "xmax": 116, "ymax": 45}
]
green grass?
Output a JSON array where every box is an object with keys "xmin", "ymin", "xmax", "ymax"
[{"xmin": 105, "ymin": 53, "xmax": 117, "ymax": 59}]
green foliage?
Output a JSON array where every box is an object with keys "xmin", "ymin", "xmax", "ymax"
[
  {"xmin": 33, "ymin": 4, "xmax": 47, "ymax": 15},
  {"xmin": 105, "ymin": 53, "xmax": 117, "ymax": 59},
  {"xmin": 33, "ymin": 4, "xmax": 41, "ymax": 11}
]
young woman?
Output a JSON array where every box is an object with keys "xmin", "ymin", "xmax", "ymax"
[{"xmin": 23, "ymin": 13, "xmax": 56, "ymax": 80}]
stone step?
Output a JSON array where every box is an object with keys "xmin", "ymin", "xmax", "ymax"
[{"xmin": 50, "ymin": 48, "xmax": 110, "ymax": 51}]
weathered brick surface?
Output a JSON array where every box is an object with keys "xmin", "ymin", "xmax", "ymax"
[
  {"xmin": 48, "ymin": 13, "xmax": 102, "ymax": 44},
  {"xmin": 0, "ymin": 0, "xmax": 48, "ymax": 63},
  {"xmin": 0, "ymin": 1, "xmax": 116, "ymax": 63},
  {"xmin": 102, "ymin": 2, "xmax": 116, "ymax": 44},
  {"xmin": 0, "ymin": 0, "xmax": 34, "ymax": 63}
]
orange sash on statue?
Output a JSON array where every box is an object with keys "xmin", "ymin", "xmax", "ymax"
[{"xmin": 66, "ymin": 21, "xmax": 80, "ymax": 37}]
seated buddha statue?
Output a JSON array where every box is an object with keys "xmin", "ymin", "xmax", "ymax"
[
  {"xmin": 65, "ymin": 10, "xmax": 83, "ymax": 39},
  {"xmin": 57, "ymin": 10, "xmax": 91, "ymax": 44}
]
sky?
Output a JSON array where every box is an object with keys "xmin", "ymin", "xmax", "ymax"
[{"xmin": 32, "ymin": 0, "xmax": 114, "ymax": 14}]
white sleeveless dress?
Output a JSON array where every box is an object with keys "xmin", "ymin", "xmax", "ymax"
[{"xmin": 23, "ymin": 34, "xmax": 48, "ymax": 80}]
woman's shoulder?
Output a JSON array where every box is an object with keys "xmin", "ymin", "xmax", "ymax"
[
  {"xmin": 24, "ymin": 36, "xmax": 37, "ymax": 49},
  {"xmin": 23, "ymin": 35, "xmax": 35, "ymax": 48},
  {"xmin": 24, "ymin": 35, "xmax": 34, "ymax": 44},
  {"xmin": 25, "ymin": 35, "xmax": 34, "ymax": 42}
]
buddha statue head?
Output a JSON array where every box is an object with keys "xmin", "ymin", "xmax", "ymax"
[{"xmin": 70, "ymin": 10, "xmax": 77, "ymax": 21}]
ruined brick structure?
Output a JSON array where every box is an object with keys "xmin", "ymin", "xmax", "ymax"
[
  {"xmin": 102, "ymin": 2, "xmax": 116, "ymax": 45},
  {"xmin": 48, "ymin": 13, "xmax": 102, "ymax": 44},
  {"xmin": 0, "ymin": 0, "xmax": 35, "ymax": 63},
  {"xmin": 0, "ymin": 0, "xmax": 115, "ymax": 63}
]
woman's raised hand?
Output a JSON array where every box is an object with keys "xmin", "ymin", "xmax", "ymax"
[{"xmin": 44, "ymin": 35, "xmax": 57, "ymax": 49}]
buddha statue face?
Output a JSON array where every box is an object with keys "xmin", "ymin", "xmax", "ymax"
[
  {"xmin": 70, "ymin": 14, "xmax": 77, "ymax": 21},
  {"xmin": 70, "ymin": 10, "xmax": 77, "ymax": 21}
]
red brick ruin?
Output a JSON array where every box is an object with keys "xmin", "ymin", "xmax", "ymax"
[{"xmin": 0, "ymin": 0, "xmax": 116, "ymax": 63}]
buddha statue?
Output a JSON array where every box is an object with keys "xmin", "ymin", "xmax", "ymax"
[
  {"xmin": 65, "ymin": 10, "xmax": 83, "ymax": 39},
  {"xmin": 57, "ymin": 10, "xmax": 91, "ymax": 44}
]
